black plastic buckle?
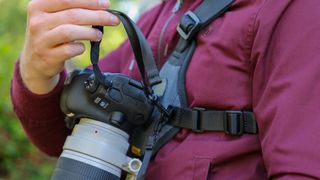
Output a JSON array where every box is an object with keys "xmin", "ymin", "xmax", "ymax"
[
  {"xmin": 177, "ymin": 11, "xmax": 201, "ymax": 40},
  {"xmin": 193, "ymin": 107, "xmax": 206, "ymax": 133},
  {"xmin": 224, "ymin": 111, "xmax": 244, "ymax": 136}
]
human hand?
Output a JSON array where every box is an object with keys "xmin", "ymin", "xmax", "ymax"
[{"xmin": 20, "ymin": 0, "xmax": 119, "ymax": 94}]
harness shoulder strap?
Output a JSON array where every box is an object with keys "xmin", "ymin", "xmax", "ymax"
[
  {"xmin": 170, "ymin": 0, "xmax": 258, "ymax": 136},
  {"xmin": 137, "ymin": 1, "xmax": 236, "ymax": 179},
  {"xmin": 151, "ymin": 0, "xmax": 238, "ymax": 152}
]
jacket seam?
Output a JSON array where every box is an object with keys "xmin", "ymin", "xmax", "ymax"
[
  {"xmin": 245, "ymin": 0, "xmax": 269, "ymax": 66},
  {"xmin": 244, "ymin": 0, "xmax": 269, "ymax": 110}
]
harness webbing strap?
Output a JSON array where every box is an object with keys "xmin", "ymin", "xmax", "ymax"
[{"xmin": 169, "ymin": 107, "xmax": 258, "ymax": 135}]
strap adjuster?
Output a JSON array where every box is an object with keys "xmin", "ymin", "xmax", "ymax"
[
  {"xmin": 177, "ymin": 11, "xmax": 201, "ymax": 40},
  {"xmin": 224, "ymin": 111, "xmax": 244, "ymax": 136},
  {"xmin": 193, "ymin": 107, "xmax": 206, "ymax": 133}
]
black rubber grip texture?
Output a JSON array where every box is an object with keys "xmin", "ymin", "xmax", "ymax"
[{"xmin": 51, "ymin": 157, "xmax": 119, "ymax": 180}]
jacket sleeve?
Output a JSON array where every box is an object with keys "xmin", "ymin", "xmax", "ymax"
[
  {"xmin": 10, "ymin": 61, "xmax": 70, "ymax": 156},
  {"xmin": 10, "ymin": 4, "xmax": 163, "ymax": 157},
  {"xmin": 252, "ymin": 0, "xmax": 320, "ymax": 178}
]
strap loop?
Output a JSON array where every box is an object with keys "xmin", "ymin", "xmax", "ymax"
[
  {"xmin": 224, "ymin": 111, "xmax": 244, "ymax": 136},
  {"xmin": 193, "ymin": 107, "xmax": 206, "ymax": 133},
  {"xmin": 90, "ymin": 9, "xmax": 162, "ymax": 96}
]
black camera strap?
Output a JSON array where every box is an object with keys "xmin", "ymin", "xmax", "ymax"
[
  {"xmin": 90, "ymin": 10, "xmax": 162, "ymax": 95},
  {"xmin": 90, "ymin": 26, "xmax": 112, "ymax": 87}
]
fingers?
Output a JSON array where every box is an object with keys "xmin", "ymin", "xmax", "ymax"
[
  {"xmin": 22, "ymin": 41, "xmax": 85, "ymax": 82},
  {"xmin": 45, "ymin": 25, "xmax": 103, "ymax": 47},
  {"xmin": 22, "ymin": 0, "xmax": 120, "ymax": 84},
  {"xmin": 29, "ymin": 0, "xmax": 110, "ymax": 13},
  {"xmin": 21, "ymin": 0, "xmax": 117, "ymax": 94},
  {"xmin": 49, "ymin": 42, "xmax": 85, "ymax": 63},
  {"xmin": 46, "ymin": 9, "xmax": 119, "ymax": 30}
]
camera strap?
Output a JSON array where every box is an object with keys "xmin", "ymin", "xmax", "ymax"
[
  {"xmin": 90, "ymin": 26, "xmax": 111, "ymax": 87},
  {"xmin": 90, "ymin": 10, "xmax": 162, "ymax": 96}
]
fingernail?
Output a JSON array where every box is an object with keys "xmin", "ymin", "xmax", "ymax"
[
  {"xmin": 99, "ymin": 0, "xmax": 109, "ymax": 8},
  {"xmin": 77, "ymin": 44, "xmax": 85, "ymax": 53},
  {"xmin": 96, "ymin": 30, "xmax": 103, "ymax": 41},
  {"xmin": 73, "ymin": 43, "xmax": 85, "ymax": 54},
  {"xmin": 111, "ymin": 15, "xmax": 119, "ymax": 25}
]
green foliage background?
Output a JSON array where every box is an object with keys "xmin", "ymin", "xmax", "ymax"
[{"xmin": 0, "ymin": 0, "xmax": 158, "ymax": 179}]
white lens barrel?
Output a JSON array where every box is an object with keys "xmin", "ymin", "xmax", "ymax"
[{"xmin": 61, "ymin": 118, "xmax": 130, "ymax": 178}]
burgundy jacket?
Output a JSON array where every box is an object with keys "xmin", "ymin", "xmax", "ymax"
[{"xmin": 11, "ymin": 0, "xmax": 320, "ymax": 179}]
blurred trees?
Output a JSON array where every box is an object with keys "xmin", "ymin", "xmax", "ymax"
[{"xmin": 0, "ymin": 0, "xmax": 159, "ymax": 179}]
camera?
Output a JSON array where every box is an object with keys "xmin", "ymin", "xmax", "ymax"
[
  {"xmin": 50, "ymin": 9, "xmax": 166, "ymax": 180},
  {"xmin": 51, "ymin": 69, "xmax": 156, "ymax": 180}
]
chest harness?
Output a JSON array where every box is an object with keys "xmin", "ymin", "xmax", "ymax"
[{"xmin": 90, "ymin": 0, "xmax": 258, "ymax": 179}]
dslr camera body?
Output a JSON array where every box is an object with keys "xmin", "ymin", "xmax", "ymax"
[
  {"xmin": 51, "ymin": 10, "xmax": 165, "ymax": 180},
  {"xmin": 51, "ymin": 69, "xmax": 155, "ymax": 180}
]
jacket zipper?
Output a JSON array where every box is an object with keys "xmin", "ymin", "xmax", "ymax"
[{"xmin": 157, "ymin": 0, "xmax": 183, "ymax": 67}]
